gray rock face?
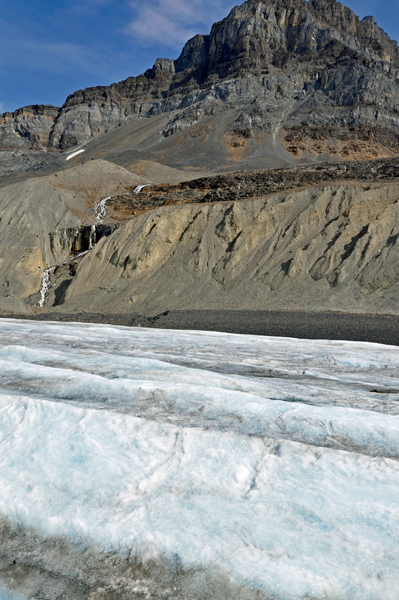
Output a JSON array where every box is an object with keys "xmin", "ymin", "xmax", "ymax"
[
  {"xmin": 0, "ymin": 105, "xmax": 60, "ymax": 148},
  {"xmin": 3, "ymin": 0, "xmax": 399, "ymax": 154},
  {"xmin": 46, "ymin": 0, "xmax": 399, "ymax": 150}
]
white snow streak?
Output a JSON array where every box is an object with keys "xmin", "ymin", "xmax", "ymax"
[
  {"xmin": 133, "ymin": 184, "xmax": 149, "ymax": 194},
  {"xmin": 65, "ymin": 149, "xmax": 85, "ymax": 161}
]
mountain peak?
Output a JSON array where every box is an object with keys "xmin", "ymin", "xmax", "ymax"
[{"xmin": 1, "ymin": 0, "xmax": 399, "ymax": 160}]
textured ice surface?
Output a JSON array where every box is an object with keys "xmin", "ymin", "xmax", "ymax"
[
  {"xmin": 0, "ymin": 319, "xmax": 399, "ymax": 599},
  {"xmin": 0, "ymin": 586, "xmax": 24, "ymax": 600}
]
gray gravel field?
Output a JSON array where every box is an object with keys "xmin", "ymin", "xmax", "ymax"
[{"xmin": 2, "ymin": 310, "xmax": 399, "ymax": 346}]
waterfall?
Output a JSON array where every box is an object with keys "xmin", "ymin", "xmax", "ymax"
[
  {"xmin": 36, "ymin": 199, "xmax": 118, "ymax": 308},
  {"xmin": 37, "ymin": 266, "xmax": 56, "ymax": 308},
  {"xmin": 87, "ymin": 224, "xmax": 96, "ymax": 249},
  {"xmin": 36, "ymin": 251, "xmax": 92, "ymax": 309},
  {"xmin": 133, "ymin": 185, "xmax": 149, "ymax": 194},
  {"xmin": 93, "ymin": 197, "xmax": 111, "ymax": 224},
  {"xmin": 73, "ymin": 250, "xmax": 91, "ymax": 260}
]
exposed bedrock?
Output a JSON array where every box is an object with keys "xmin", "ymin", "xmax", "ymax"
[
  {"xmin": 3, "ymin": 0, "xmax": 399, "ymax": 155},
  {"xmin": 51, "ymin": 224, "xmax": 119, "ymax": 256},
  {"xmin": 48, "ymin": 0, "xmax": 399, "ymax": 150},
  {"xmin": 0, "ymin": 105, "xmax": 60, "ymax": 149},
  {"xmin": 26, "ymin": 224, "xmax": 120, "ymax": 308},
  {"xmin": 62, "ymin": 182, "xmax": 399, "ymax": 315}
]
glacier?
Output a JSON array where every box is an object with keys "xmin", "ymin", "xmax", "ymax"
[
  {"xmin": 0, "ymin": 319, "xmax": 398, "ymax": 600},
  {"xmin": 0, "ymin": 585, "xmax": 24, "ymax": 600}
]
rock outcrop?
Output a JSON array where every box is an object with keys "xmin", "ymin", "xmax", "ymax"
[
  {"xmin": 0, "ymin": 105, "xmax": 60, "ymax": 149},
  {"xmin": 106, "ymin": 158, "xmax": 399, "ymax": 218},
  {"xmin": 2, "ymin": 0, "xmax": 399, "ymax": 162},
  {"xmin": 52, "ymin": 0, "xmax": 399, "ymax": 152}
]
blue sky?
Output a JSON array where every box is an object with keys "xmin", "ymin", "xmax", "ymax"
[{"xmin": 1, "ymin": 0, "xmax": 398, "ymax": 114}]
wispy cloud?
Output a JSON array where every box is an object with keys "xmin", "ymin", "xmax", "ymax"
[
  {"xmin": 0, "ymin": 21, "xmax": 126, "ymax": 79},
  {"xmin": 18, "ymin": 41, "xmax": 114, "ymax": 76},
  {"xmin": 0, "ymin": 102, "xmax": 5, "ymax": 114},
  {"xmin": 126, "ymin": 0, "xmax": 234, "ymax": 49}
]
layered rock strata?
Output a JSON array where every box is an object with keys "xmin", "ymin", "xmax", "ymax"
[
  {"xmin": 2, "ymin": 0, "xmax": 399, "ymax": 160},
  {"xmin": 107, "ymin": 158, "xmax": 399, "ymax": 217},
  {"xmin": 0, "ymin": 105, "xmax": 60, "ymax": 149}
]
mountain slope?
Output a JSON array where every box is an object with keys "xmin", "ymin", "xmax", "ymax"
[
  {"xmin": 2, "ymin": 0, "xmax": 399, "ymax": 174},
  {"xmin": 56, "ymin": 179, "xmax": 399, "ymax": 316},
  {"xmin": 2, "ymin": 0, "xmax": 399, "ymax": 317},
  {"xmin": 0, "ymin": 160, "xmax": 144, "ymax": 313},
  {"xmin": 50, "ymin": 0, "xmax": 399, "ymax": 155}
]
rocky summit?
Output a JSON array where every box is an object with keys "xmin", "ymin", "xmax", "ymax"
[
  {"xmin": 2, "ymin": 0, "xmax": 399, "ymax": 318},
  {"xmin": 3, "ymin": 0, "xmax": 399, "ymax": 167}
]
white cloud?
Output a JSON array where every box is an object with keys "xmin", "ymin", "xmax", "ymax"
[
  {"xmin": 126, "ymin": 0, "xmax": 235, "ymax": 49},
  {"xmin": 0, "ymin": 102, "xmax": 5, "ymax": 114}
]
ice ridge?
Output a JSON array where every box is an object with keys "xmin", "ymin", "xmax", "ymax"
[{"xmin": 0, "ymin": 320, "xmax": 398, "ymax": 600}]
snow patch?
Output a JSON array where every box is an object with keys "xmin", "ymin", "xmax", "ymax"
[
  {"xmin": 134, "ymin": 185, "xmax": 150, "ymax": 194},
  {"xmin": 65, "ymin": 149, "xmax": 85, "ymax": 161}
]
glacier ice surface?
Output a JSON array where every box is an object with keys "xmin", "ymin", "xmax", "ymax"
[
  {"xmin": 0, "ymin": 585, "xmax": 24, "ymax": 600},
  {"xmin": 0, "ymin": 319, "xmax": 399, "ymax": 600}
]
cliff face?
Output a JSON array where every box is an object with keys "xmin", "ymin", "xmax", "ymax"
[
  {"xmin": 3, "ymin": 0, "xmax": 399, "ymax": 156},
  {"xmin": 0, "ymin": 105, "xmax": 60, "ymax": 149}
]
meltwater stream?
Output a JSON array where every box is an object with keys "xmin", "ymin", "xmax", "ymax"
[
  {"xmin": 93, "ymin": 196, "xmax": 111, "ymax": 224},
  {"xmin": 0, "ymin": 319, "xmax": 398, "ymax": 600},
  {"xmin": 36, "ymin": 194, "xmax": 114, "ymax": 308},
  {"xmin": 36, "ymin": 251, "xmax": 90, "ymax": 308},
  {"xmin": 37, "ymin": 266, "xmax": 56, "ymax": 308}
]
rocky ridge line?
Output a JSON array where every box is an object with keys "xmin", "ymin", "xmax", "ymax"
[
  {"xmin": 106, "ymin": 158, "xmax": 399, "ymax": 219},
  {"xmin": 2, "ymin": 0, "xmax": 399, "ymax": 155}
]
